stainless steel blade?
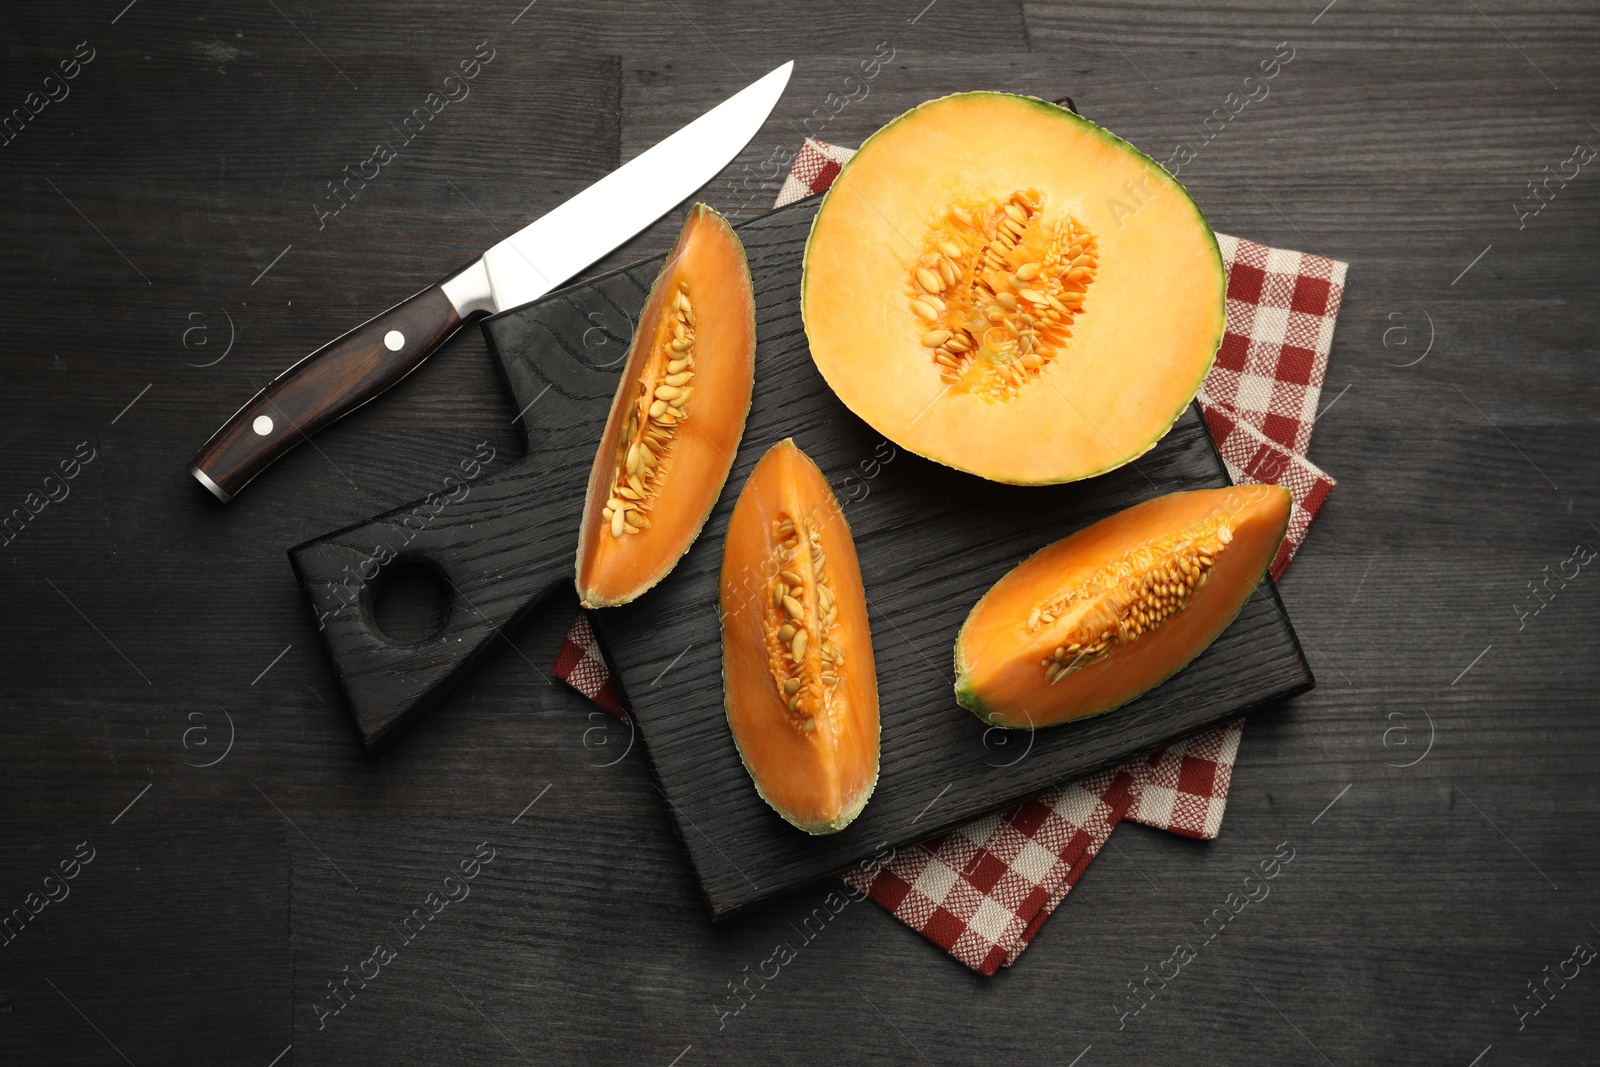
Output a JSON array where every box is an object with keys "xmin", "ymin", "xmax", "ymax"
[{"xmin": 447, "ymin": 61, "xmax": 793, "ymax": 317}]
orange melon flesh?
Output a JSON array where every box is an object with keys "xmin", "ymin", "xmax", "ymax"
[
  {"xmin": 576, "ymin": 204, "xmax": 755, "ymax": 608},
  {"xmin": 720, "ymin": 439, "xmax": 880, "ymax": 834},
  {"xmin": 803, "ymin": 92, "xmax": 1226, "ymax": 485},
  {"xmin": 955, "ymin": 486, "xmax": 1291, "ymax": 728}
]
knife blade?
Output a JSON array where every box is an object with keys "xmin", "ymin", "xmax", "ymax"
[{"xmin": 189, "ymin": 61, "xmax": 794, "ymax": 502}]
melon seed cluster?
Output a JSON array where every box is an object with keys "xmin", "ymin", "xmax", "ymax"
[
  {"xmin": 601, "ymin": 282, "xmax": 696, "ymax": 539},
  {"xmin": 765, "ymin": 514, "xmax": 847, "ymax": 733},
  {"xmin": 908, "ymin": 190, "xmax": 1099, "ymax": 400},
  {"xmin": 1029, "ymin": 519, "xmax": 1235, "ymax": 683}
]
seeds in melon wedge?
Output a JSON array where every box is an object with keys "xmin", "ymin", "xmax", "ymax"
[
  {"xmin": 576, "ymin": 204, "xmax": 755, "ymax": 609},
  {"xmin": 720, "ymin": 439, "xmax": 879, "ymax": 834},
  {"xmin": 802, "ymin": 91, "xmax": 1226, "ymax": 485},
  {"xmin": 955, "ymin": 486, "xmax": 1291, "ymax": 729}
]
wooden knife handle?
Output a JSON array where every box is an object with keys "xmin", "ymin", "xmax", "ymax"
[{"xmin": 189, "ymin": 285, "xmax": 464, "ymax": 501}]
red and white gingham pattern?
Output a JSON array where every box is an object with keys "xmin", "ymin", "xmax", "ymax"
[
  {"xmin": 1200, "ymin": 403, "xmax": 1336, "ymax": 579},
  {"xmin": 1204, "ymin": 234, "xmax": 1346, "ymax": 456},
  {"xmin": 834, "ymin": 720, "xmax": 1245, "ymax": 974},
  {"xmin": 553, "ymin": 612, "xmax": 630, "ymax": 719},
  {"xmin": 1127, "ymin": 718, "xmax": 1244, "ymax": 839},
  {"xmin": 773, "ymin": 137, "xmax": 851, "ymax": 208},
  {"xmin": 842, "ymin": 768, "xmax": 1139, "ymax": 975},
  {"xmin": 552, "ymin": 136, "xmax": 1348, "ymax": 974}
]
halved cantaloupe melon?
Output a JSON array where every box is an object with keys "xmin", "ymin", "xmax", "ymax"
[
  {"xmin": 955, "ymin": 486, "xmax": 1291, "ymax": 728},
  {"xmin": 803, "ymin": 92, "xmax": 1226, "ymax": 485},
  {"xmin": 576, "ymin": 204, "xmax": 755, "ymax": 608},
  {"xmin": 720, "ymin": 439, "xmax": 879, "ymax": 834}
]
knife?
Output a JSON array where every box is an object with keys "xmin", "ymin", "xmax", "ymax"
[{"xmin": 189, "ymin": 61, "xmax": 794, "ymax": 502}]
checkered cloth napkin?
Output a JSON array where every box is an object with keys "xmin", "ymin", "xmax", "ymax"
[{"xmin": 554, "ymin": 137, "xmax": 1345, "ymax": 974}]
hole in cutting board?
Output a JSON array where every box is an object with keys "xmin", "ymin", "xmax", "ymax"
[{"xmin": 371, "ymin": 558, "xmax": 452, "ymax": 644}]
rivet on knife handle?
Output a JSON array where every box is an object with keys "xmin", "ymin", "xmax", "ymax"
[{"xmin": 188, "ymin": 283, "xmax": 465, "ymax": 501}]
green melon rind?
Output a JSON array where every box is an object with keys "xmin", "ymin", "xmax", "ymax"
[
  {"xmin": 576, "ymin": 203, "xmax": 755, "ymax": 609},
  {"xmin": 952, "ymin": 490, "xmax": 1290, "ymax": 729},
  {"xmin": 800, "ymin": 91, "xmax": 1227, "ymax": 487}
]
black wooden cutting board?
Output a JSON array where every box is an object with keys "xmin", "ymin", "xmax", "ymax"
[{"xmin": 290, "ymin": 194, "xmax": 1312, "ymax": 919}]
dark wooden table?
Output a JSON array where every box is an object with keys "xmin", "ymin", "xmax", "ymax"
[{"xmin": 2, "ymin": 2, "xmax": 1595, "ymax": 1064}]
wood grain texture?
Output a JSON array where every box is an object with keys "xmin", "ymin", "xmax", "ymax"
[
  {"xmin": 0, "ymin": 697, "xmax": 292, "ymax": 1066},
  {"xmin": 1, "ymin": 1, "xmax": 1597, "ymax": 1064}
]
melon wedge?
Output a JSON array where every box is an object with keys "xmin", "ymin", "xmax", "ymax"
[
  {"xmin": 576, "ymin": 204, "xmax": 755, "ymax": 608},
  {"xmin": 720, "ymin": 439, "xmax": 880, "ymax": 834},
  {"xmin": 955, "ymin": 486, "xmax": 1291, "ymax": 728}
]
